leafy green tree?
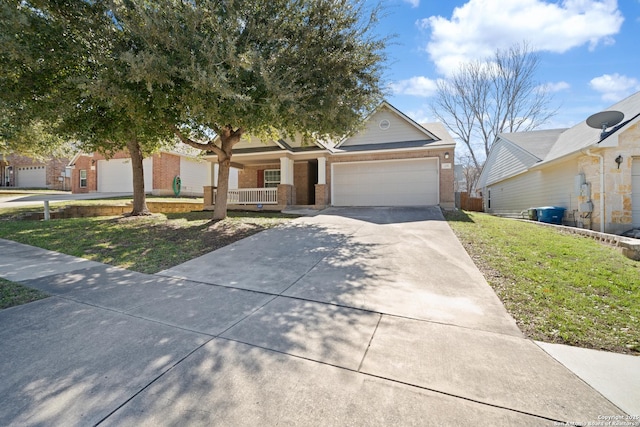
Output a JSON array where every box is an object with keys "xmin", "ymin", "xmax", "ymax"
[
  {"xmin": 1, "ymin": 0, "xmax": 173, "ymax": 214},
  {"xmin": 113, "ymin": 0, "xmax": 387, "ymax": 219},
  {"xmin": 1, "ymin": 0, "xmax": 386, "ymax": 219}
]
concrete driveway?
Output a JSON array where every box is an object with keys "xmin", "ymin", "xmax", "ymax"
[{"xmin": 0, "ymin": 207, "xmax": 629, "ymax": 426}]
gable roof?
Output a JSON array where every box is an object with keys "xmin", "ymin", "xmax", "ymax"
[
  {"xmin": 478, "ymin": 91, "xmax": 640, "ymax": 188},
  {"xmin": 498, "ymin": 128, "xmax": 566, "ymax": 161},
  {"xmin": 421, "ymin": 122, "xmax": 457, "ymax": 146},
  {"xmin": 332, "ymin": 101, "xmax": 455, "ymax": 152},
  {"xmin": 540, "ymin": 91, "xmax": 640, "ymax": 165}
]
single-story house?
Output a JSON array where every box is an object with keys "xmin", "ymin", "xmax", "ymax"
[
  {"xmin": 0, "ymin": 153, "xmax": 71, "ymax": 190},
  {"xmin": 476, "ymin": 90, "xmax": 640, "ymax": 234},
  {"xmin": 202, "ymin": 101, "xmax": 456, "ymax": 210},
  {"xmin": 68, "ymin": 150, "xmax": 238, "ymax": 196}
]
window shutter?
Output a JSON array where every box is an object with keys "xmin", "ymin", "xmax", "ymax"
[{"xmin": 257, "ymin": 169, "xmax": 264, "ymax": 188}]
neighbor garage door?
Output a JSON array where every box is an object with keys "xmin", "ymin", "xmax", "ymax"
[
  {"xmin": 16, "ymin": 165, "xmax": 46, "ymax": 188},
  {"xmin": 97, "ymin": 158, "xmax": 153, "ymax": 192},
  {"xmin": 332, "ymin": 158, "xmax": 438, "ymax": 206}
]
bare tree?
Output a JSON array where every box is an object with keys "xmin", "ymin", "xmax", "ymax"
[
  {"xmin": 432, "ymin": 42, "xmax": 557, "ymax": 169},
  {"xmin": 455, "ymin": 153, "xmax": 482, "ymax": 195}
]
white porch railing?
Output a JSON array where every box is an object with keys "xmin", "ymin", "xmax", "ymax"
[{"xmin": 214, "ymin": 188, "xmax": 278, "ymax": 205}]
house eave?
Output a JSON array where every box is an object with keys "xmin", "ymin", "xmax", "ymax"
[{"xmin": 330, "ymin": 144, "xmax": 455, "ymax": 156}]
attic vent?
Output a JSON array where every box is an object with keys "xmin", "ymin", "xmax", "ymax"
[{"xmin": 379, "ymin": 119, "xmax": 390, "ymax": 130}]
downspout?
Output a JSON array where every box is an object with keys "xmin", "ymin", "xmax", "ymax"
[{"xmin": 585, "ymin": 149, "xmax": 605, "ymax": 233}]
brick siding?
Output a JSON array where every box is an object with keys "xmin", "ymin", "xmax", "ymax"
[{"xmin": 1, "ymin": 154, "xmax": 71, "ymax": 190}]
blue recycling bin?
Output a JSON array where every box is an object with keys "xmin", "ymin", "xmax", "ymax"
[{"xmin": 536, "ymin": 206, "xmax": 566, "ymax": 225}]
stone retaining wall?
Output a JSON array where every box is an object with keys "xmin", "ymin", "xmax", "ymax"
[
  {"xmin": 523, "ymin": 219, "xmax": 640, "ymax": 261},
  {"xmin": 23, "ymin": 201, "xmax": 204, "ymax": 220}
]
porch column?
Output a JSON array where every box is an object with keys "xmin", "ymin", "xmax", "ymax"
[
  {"xmin": 278, "ymin": 157, "xmax": 295, "ymax": 207},
  {"xmin": 279, "ymin": 157, "xmax": 294, "ymax": 185},
  {"xmin": 212, "ymin": 162, "xmax": 219, "ymax": 187},
  {"xmin": 203, "ymin": 161, "xmax": 218, "ymax": 210},
  {"xmin": 317, "ymin": 157, "xmax": 326, "ymax": 185},
  {"xmin": 314, "ymin": 157, "xmax": 328, "ymax": 209}
]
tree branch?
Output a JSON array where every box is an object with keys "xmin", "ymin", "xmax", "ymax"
[{"xmin": 172, "ymin": 125, "xmax": 224, "ymax": 157}]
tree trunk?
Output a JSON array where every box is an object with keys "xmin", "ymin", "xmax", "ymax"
[
  {"xmin": 126, "ymin": 138, "xmax": 151, "ymax": 216},
  {"xmin": 213, "ymin": 156, "xmax": 231, "ymax": 220},
  {"xmin": 211, "ymin": 127, "xmax": 242, "ymax": 221}
]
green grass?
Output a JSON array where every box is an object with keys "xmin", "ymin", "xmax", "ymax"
[
  {"xmin": 0, "ymin": 278, "xmax": 48, "ymax": 309},
  {"xmin": 444, "ymin": 210, "xmax": 640, "ymax": 354},
  {"xmin": 0, "ymin": 210, "xmax": 297, "ymax": 274}
]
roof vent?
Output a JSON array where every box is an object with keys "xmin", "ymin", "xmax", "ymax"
[{"xmin": 586, "ymin": 110, "xmax": 624, "ymax": 140}]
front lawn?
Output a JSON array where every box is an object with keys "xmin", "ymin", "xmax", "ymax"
[
  {"xmin": 0, "ymin": 210, "xmax": 297, "ymax": 274},
  {"xmin": 0, "ymin": 278, "xmax": 49, "ymax": 309},
  {"xmin": 444, "ymin": 210, "xmax": 640, "ymax": 354}
]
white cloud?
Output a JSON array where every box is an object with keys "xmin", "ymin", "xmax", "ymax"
[
  {"xmin": 539, "ymin": 81, "xmax": 571, "ymax": 93},
  {"xmin": 389, "ymin": 76, "xmax": 438, "ymax": 97},
  {"xmin": 404, "ymin": 0, "xmax": 419, "ymax": 7},
  {"xmin": 420, "ymin": 0, "xmax": 624, "ymax": 75},
  {"xmin": 406, "ymin": 108, "xmax": 433, "ymax": 123},
  {"xmin": 589, "ymin": 73, "xmax": 640, "ymax": 102}
]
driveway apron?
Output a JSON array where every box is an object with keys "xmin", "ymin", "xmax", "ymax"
[{"xmin": 0, "ymin": 207, "xmax": 628, "ymax": 426}]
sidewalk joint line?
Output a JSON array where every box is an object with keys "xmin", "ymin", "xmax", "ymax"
[
  {"xmin": 217, "ymin": 335, "xmax": 568, "ymax": 425},
  {"xmin": 93, "ymin": 336, "xmax": 216, "ymax": 427},
  {"xmin": 357, "ymin": 313, "xmax": 382, "ymax": 372}
]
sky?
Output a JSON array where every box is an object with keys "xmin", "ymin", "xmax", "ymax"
[{"xmin": 377, "ymin": 0, "xmax": 640, "ymax": 139}]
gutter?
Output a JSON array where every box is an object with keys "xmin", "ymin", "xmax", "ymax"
[{"xmin": 584, "ymin": 149, "xmax": 605, "ymax": 233}]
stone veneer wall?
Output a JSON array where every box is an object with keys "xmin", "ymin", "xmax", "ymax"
[{"xmin": 577, "ymin": 121, "xmax": 640, "ymax": 234}]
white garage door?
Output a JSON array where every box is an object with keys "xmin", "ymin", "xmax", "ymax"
[
  {"xmin": 16, "ymin": 165, "xmax": 46, "ymax": 188},
  {"xmin": 332, "ymin": 158, "xmax": 439, "ymax": 206},
  {"xmin": 98, "ymin": 158, "xmax": 153, "ymax": 192},
  {"xmin": 633, "ymin": 158, "xmax": 640, "ymax": 227}
]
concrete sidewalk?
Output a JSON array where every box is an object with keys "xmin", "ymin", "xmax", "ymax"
[{"xmin": 0, "ymin": 207, "xmax": 638, "ymax": 426}]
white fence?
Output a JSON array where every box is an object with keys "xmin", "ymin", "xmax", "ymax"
[{"xmin": 214, "ymin": 188, "xmax": 278, "ymax": 205}]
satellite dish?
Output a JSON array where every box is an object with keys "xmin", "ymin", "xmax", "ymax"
[{"xmin": 586, "ymin": 110, "xmax": 624, "ymax": 139}]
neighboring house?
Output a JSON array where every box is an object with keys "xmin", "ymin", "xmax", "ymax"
[
  {"xmin": 68, "ymin": 150, "xmax": 238, "ymax": 196},
  {"xmin": 0, "ymin": 153, "xmax": 71, "ymax": 190},
  {"xmin": 454, "ymin": 164, "xmax": 466, "ymax": 193},
  {"xmin": 476, "ymin": 91, "xmax": 640, "ymax": 234},
  {"xmin": 203, "ymin": 101, "xmax": 456, "ymax": 210}
]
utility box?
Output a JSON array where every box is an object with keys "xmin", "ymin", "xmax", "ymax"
[
  {"xmin": 527, "ymin": 208, "xmax": 538, "ymax": 221},
  {"xmin": 580, "ymin": 183, "xmax": 591, "ymax": 198},
  {"xmin": 536, "ymin": 206, "xmax": 566, "ymax": 225}
]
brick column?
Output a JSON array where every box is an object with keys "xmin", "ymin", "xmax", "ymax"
[
  {"xmin": 203, "ymin": 186, "xmax": 215, "ymax": 210},
  {"xmin": 314, "ymin": 184, "xmax": 328, "ymax": 209},
  {"xmin": 277, "ymin": 184, "xmax": 295, "ymax": 207}
]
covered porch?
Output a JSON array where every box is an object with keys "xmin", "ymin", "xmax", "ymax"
[{"xmin": 203, "ymin": 152, "xmax": 329, "ymax": 211}]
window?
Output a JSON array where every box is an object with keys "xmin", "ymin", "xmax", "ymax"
[
  {"xmin": 80, "ymin": 170, "xmax": 87, "ymax": 188},
  {"xmin": 264, "ymin": 169, "xmax": 281, "ymax": 188}
]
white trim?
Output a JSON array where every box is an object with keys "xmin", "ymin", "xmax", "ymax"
[
  {"xmin": 331, "ymin": 145, "xmax": 455, "ymax": 156},
  {"xmin": 264, "ymin": 168, "xmax": 281, "ymax": 188}
]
